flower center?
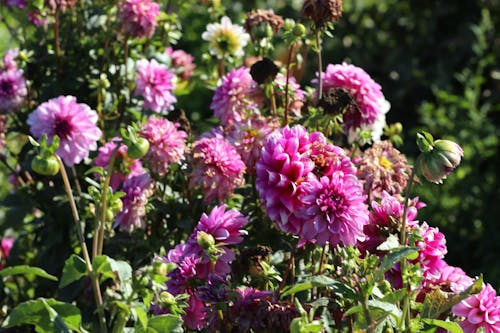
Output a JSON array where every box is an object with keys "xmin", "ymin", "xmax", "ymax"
[
  {"xmin": 317, "ymin": 187, "xmax": 346, "ymax": 216},
  {"xmin": 53, "ymin": 118, "xmax": 73, "ymax": 139},
  {"xmin": 379, "ymin": 156, "xmax": 393, "ymax": 170},
  {"xmin": 0, "ymin": 78, "xmax": 15, "ymax": 97}
]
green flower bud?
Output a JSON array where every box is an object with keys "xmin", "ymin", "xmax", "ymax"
[
  {"xmin": 292, "ymin": 23, "xmax": 306, "ymax": 37},
  {"xmin": 196, "ymin": 231, "xmax": 215, "ymax": 251},
  {"xmin": 31, "ymin": 155, "xmax": 60, "ymax": 176},
  {"xmin": 417, "ymin": 139, "xmax": 464, "ymax": 184},
  {"xmin": 126, "ymin": 137, "xmax": 150, "ymax": 159},
  {"xmin": 160, "ymin": 291, "xmax": 176, "ymax": 306}
]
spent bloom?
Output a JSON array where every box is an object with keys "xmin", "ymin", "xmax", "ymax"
[
  {"xmin": 356, "ymin": 140, "xmax": 410, "ymax": 200},
  {"xmin": 94, "ymin": 138, "xmax": 143, "ymax": 190},
  {"xmin": 302, "ymin": 0, "xmax": 343, "ymax": 26},
  {"xmin": 114, "ymin": 173, "xmax": 154, "ymax": 232},
  {"xmin": 165, "ymin": 47, "xmax": 196, "ymax": 81},
  {"xmin": 118, "ymin": 0, "xmax": 160, "ymax": 39},
  {"xmin": 140, "ymin": 117, "xmax": 187, "ymax": 175},
  {"xmin": 318, "ymin": 63, "xmax": 390, "ymax": 141},
  {"xmin": 0, "ymin": 69, "xmax": 27, "ymax": 114},
  {"xmin": 452, "ymin": 283, "xmax": 500, "ymax": 333},
  {"xmin": 27, "ymin": 96, "xmax": 102, "ymax": 166},
  {"xmin": 189, "ymin": 136, "xmax": 245, "ymax": 203},
  {"xmin": 202, "ymin": 16, "xmax": 250, "ymax": 60},
  {"xmin": 211, "ymin": 67, "xmax": 260, "ymax": 126},
  {"xmin": 135, "ymin": 59, "xmax": 177, "ymax": 113},
  {"xmin": 417, "ymin": 134, "xmax": 464, "ymax": 184}
]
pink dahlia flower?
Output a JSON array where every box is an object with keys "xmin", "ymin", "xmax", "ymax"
[
  {"xmin": 184, "ymin": 289, "xmax": 207, "ymax": 331},
  {"xmin": 211, "ymin": 67, "xmax": 260, "ymax": 126},
  {"xmin": 140, "ymin": 117, "xmax": 187, "ymax": 175},
  {"xmin": 256, "ymin": 125, "xmax": 316, "ymax": 235},
  {"xmin": 318, "ymin": 63, "xmax": 390, "ymax": 141},
  {"xmin": 189, "ymin": 136, "xmax": 245, "ymax": 203},
  {"xmin": 453, "ymin": 283, "xmax": 500, "ymax": 333},
  {"xmin": 226, "ymin": 114, "xmax": 280, "ymax": 173},
  {"xmin": 299, "ymin": 173, "xmax": 368, "ymax": 246},
  {"xmin": 420, "ymin": 259, "xmax": 472, "ymax": 296},
  {"xmin": 308, "ymin": 132, "xmax": 356, "ymax": 177},
  {"xmin": 165, "ymin": 47, "xmax": 196, "ymax": 81},
  {"xmin": 193, "ymin": 205, "xmax": 248, "ymax": 245},
  {"xmin": 2, "ymin": 49, "xmax": 19, "ymax": 71},
  {"xmin": 274, "ymin": 73, "xmax": 305, "ymax": 118},
  {"xmin": 0, "ymin": 237, "xmax": 14, "ymax": 269},
  {"xmin": 414, "ymin": 222, "xmax": 447, "ymax": 272},
  {"xmin": 114, "ymin": 173, "xmax": 154, "ymax": 232},
  {"xmin": 0, "ymin": 69, "xmax": 27, "ymax": 114},
  {"xmin": 94, "ymin": 138, "xmax": 143, "ymax": 190},
  {"xmin": 118, "ymin": 0, "xmax": 160, "ymax": 39},
  {"xmin": 135, "ymin": 59, "xmax": 177, "ymax": 113},
  {"xmin": 27, "ymin": 96, "xmax": 102, "ymax": 166}
]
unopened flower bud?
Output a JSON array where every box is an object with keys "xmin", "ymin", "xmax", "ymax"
[
  {"xmin": 417, "ymin": 138, "xmax": 463, "ymax": 184},
  {"xmin": 197, "ymin": 231, "xmax": 215, "ymax": 250},
  {"xmin": 293, "ymin": 23, "xmax": 306, "ymax": 37},
  {"xmin": 160, "ymin": 291, "xmax": 176, "ymax": 306}
]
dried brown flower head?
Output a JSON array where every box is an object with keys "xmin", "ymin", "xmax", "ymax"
[
  {"xmin": 301, "ymin": 0, "xmax": 343, "ymax": 27},
  {"xmin": 45, "ymin": 0, "xmax": 78, "ymax": 12},
  {"xmin": 244, "ymin": 9, "xmax": 284, "ymax": 41}
]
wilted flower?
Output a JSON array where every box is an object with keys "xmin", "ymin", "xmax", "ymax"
[
  {"xmin": 211, "ymin": 66, "xmax": 259, "ymax": 125},
  {"xmin": 356, "ymin": 140, "xmax": 410, "ymax": 200},
  {"xmin": 135, "ymin": 59, "xmax": 177, "ymax": 113},
  {"xmin": 318, "ymin": 63, "xmax": 390, "ymax": 142},
  {"xmin": 452, "ymin": 283, "xmax": 500, "ymax": 333},
  {"xmin": 417, "ymin": 135, "xmax": 464, "ymax": 184},
  {"xmin": 114, "ymin": 173, "xmax": 154, "ymax": 232},
  {"xmin": 140, "ymin": 117, "xmax": 187, "ymax": 175},
  {"xmin": 202, "ymin": 16, "xmax": 250, "ymax": 60},
  {"xmin": 165, "ymin": 47, "xmax": 196, "ymax": 81},
  {"xmin": 244, "ymin": 9, "xmax": 284, "ymax": 40},
  {"xmin": 189, "ymin": 136, "xmax": 245, "ymax": 203},
  {"xmin": 302, "ymin": 0, "xmax": 343, "ymax": 27},
  {"xmin": 0, "ymin": 69, "xmax": 27, "ymax": 114},
  {"xmin": 45, "ymin": 0, "xmax": 78, "ymax": 12},
  {"xmin": 27, "ymin": 96, "xmax": 102, "ymax": 166},
  {"xmin": 94, "ymin": 138, "xmax": 143, "ymax": 190},
  {"xmin": 118, "ymin": 0, "xmax": 160, "ymax": 39},
  {"xmin": 250, "ymin": 57, "xmax": 280, "ymax": 85}
]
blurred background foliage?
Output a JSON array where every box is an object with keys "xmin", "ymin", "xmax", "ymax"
[{"xmin": 1, "ymin": 0, "xmax": 500, "ymax": 286}]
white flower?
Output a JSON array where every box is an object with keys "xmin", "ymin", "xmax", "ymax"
[{"xmin": 202, "ymin": 16, "xmax": 250, "ymax": 59}]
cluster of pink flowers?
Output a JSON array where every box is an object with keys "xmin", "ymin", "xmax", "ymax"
[
  {"xmin": 94, "ymin": 137, "xmax": 143, "ymax": 190},
  {"xmin": 27, "ymin": 95, "xmax": 102, "ymax": 166},
  {"xmin": 0, "ymin": 49, "xmax": 27, "ymax": 114},
  {"xmin": 189, "ymin": 136, "xmax": 245, "ymax": 203},
  {"xmin": 211, "ymin": 67, "xmax": 260, "ymax": 125},
  {"xmin": 319, "ymin": 63, "xmax": 390, "ymax": 141},
  {"xmin": 135, "ymin": 59, "xmax": 177, "ymax": 113},
  {"xmin": 161, "ymin": 205, "xmax": 248, "ymax": 330},
  {"xmin": 140, "ymin": 117, "xmax": 187, "ymax": 175},
  {"xmin": 118, "ymin": 0, "xmax": 160, "ymax": 39},
  {"xmin": 165, "ymin": 47, "xmax": 196, "ymax": 81},
  {"xmin": 256, "ymin": 125, "xmax": 368, "ymax": 246},
  {"xmin": 114, "ymin": 173, "xmax": 154, "ymax": 232}
]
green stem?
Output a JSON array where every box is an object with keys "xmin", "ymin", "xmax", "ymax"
[
  {"xmin": 284, "ymin": 43, "xmax": 295, "ymax": 126},
  {"xmin": 276, "ymin": 245, "xmax": 296, "ymax": 298},
  {"xmin": 57, "ymin": 156, "xmax": 108, "ymax": 333},
  {"xmin": 269, "ymin": 84, "xmax": 277, "ymax": 117},
  {"xmin": 315, "ymin": 29, "xmax": 323, "ymax": 102}
]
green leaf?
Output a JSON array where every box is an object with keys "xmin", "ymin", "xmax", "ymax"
[
  {"xmin": 2, "ymin": 298, "xmax": 86, "ymax": 333},
  {"xmin": 376, "ymin": 234, "xmax": 400, "ymax": 251},
  {"xmin": 93, "ymin": 255, "xmax": 132, "ymax": 283},
  {"xmin": 0, "ymin": 265, "xmax": 58, "ymax": 281},
  {"xmin": 148, "ymin": 315, "xmax": 183, "ymax": 333},
  {"xmin": 59, "ymin": 255, "xmax": 87, "ymax": 288},
  {"xmin": 281, "ymin": 276, "xmax": 356, "ymax": 299},
  {"xmin": 422, "ymin": 319, "xmax": 463, "ymax": 333},
  {"xmin": 422, "ymin": 275, "xmax": 483, "ymax": 319},
  {"xmin": 134, "ymin": 305, "xmax": 148, "ymax": 329},
  {"xmin": 374, "ymin": 247, "xmax": 419, "ymax": 281}
]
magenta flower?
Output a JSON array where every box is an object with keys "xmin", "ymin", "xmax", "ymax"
[
  {"xmin": 184, "ymin": 289, "xmax": 207, "ymax": 331},
  {"xmin": 256, "ymin": 125, "xmax": 316, "ymax": 235},
  {"xmin": 299, "ymin": 173, "xmax": 368, "ymax": 246},
  {"xmin": 140, "ymin": 117, "xmax": 187, "ymax": 175},
  {"xmin": 453, "ymin": 283, "xmax": 500, "ymax": 333},
  {"xmin": 94, "ymin": 138, "xmax": 143, "ymax": 190},
  {"xmin": 118, "ymin": 0, "xmax": 160, "ymax": 39},
  {"xmin": 414, "ymin": 222, "xmax": 447, "ymax": 272},
  {"xmin": 0, "ymin": 237, "xmax": 14, "ymax": 269},
  {"xmin": 135, "ymin": 59, "xmax": 177, "ymax": 113},
  {"xmin": 27, "ymin": 96, "xmax": 102, "ymax": 166},
  {"xmin": 318, "ymin": 63, "xmax": 390, "ymax": 141},
  {"xmin": 2, "ymin": 49, "xmax": 19, "ymax": 71},
  {"xmin": 189, "ymin": 136, "xmax": 245, "ymax": 203},
  {"xmin": 226, "ymin": 114, "xmax": 280, "ymax": 173},
  {"xmin": 211, "ymin": 67, "xmax": 260, "ymax": 125},
  {"xmin": 114, "ymin": 173, "xmax": 154, "ymax": 232},
  {"xmin": 194, "ymin": 205, "xmax": 249, "ymax": 245},
  {"xmin": 165, "ymin": 47, "xmax": 196, "ymax": 81},
  {"xmin": 0, "ymin": 69, "xmax": 27, "ymax": 114},
  {"xmin": 421, "ymin": 259, "xmax": 472, "ymax": 295}
]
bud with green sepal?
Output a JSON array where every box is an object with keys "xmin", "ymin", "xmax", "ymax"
[
  {"xmin": 29, "ymin": 134, "xmax": 61, "ymax": 176},
  {"xmin": 120, "ymin": 124, "xmax": 149, "ymax": 159},
  {"xmin": 416, "ymin": 131, "xmax": 464, "ymax": 184}
]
